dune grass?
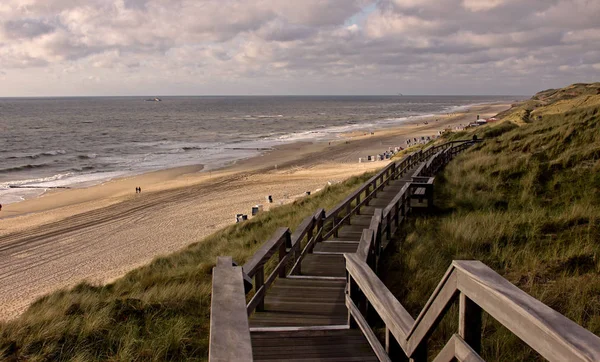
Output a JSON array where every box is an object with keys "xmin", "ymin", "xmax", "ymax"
[
  {"xmin": 0, "ymin": 171, "xmax": 375, "ymax": 361},
  {"xmin": 379, "ymin": 90, "xmax": 600, "ymax": 360}
]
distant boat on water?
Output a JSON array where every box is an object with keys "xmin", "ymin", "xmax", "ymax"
[{"xmin": 145, "ymin": 97, "xmax": 162, "ymax": 102}]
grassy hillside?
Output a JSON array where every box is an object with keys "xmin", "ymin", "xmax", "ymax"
[
  {"xmin": 380, "ymin": 85, "xmax": 600, "ymax": 360},
  {"xmin": 495, "ymin": 82, "xmax": 600, "ymax": 124},
  {"xmin": 0, "ymin": 172, "xmax": 374, "ymax": 361}
]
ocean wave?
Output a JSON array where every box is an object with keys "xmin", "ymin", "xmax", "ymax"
[
  {"xmin": 244, "ymin": 114, "xmax": 284, "ymax": 119},
  {"xmin": 70, "ymin": 166, "xmax": 96, "ymax": 172},
  {"xmin": 77, "ymin": 153, "xmax": 97, "ymax": 159},
  {"xmin": 182, "ymin": 146, "xmax": 208, "ymax": 151},
  {"xmin": 6, "ymin": 150, "xmax": 67, "ymax": 160},
  {"xmin": 43, "ymin": 150, "xmax": 67, "ymax": 156},
  {"xmin": 0, "ymin": 163, "xmax": 52, "ymax": 173}
]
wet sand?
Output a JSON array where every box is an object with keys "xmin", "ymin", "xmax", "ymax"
[{"xmin": 0, "ymin": 103, "xmax": 508, "ymax": 320}]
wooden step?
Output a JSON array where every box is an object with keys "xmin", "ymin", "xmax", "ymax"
[
  {"xmin": 313, "ymin": 241, "xmax": 359, "ymax": 254},
  {"xmin": 249, "ymin": 278, "xmax": 346, "ymax": 328},
  {"xmin": 300, "ymin": 254, "xmax": 346, "ymax": 277},
  {"xmin": 251, "ymin": 329, "xmax": 378, "ymax": 361},
  {"xmin": 250, "ymin": 312, "xmax": 347, "ymax": 328},
  {"xmin": 367, "ymin": 199, "xmax": 391, "ymax": 208},
  {"xmin": 347, "ymin": 215, "xmax": 373, "ymax": 227}
]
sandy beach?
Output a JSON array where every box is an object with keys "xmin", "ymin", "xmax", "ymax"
[{"xmin": 0, "ymin": 102, "xmax": 509, "ymax": 320}]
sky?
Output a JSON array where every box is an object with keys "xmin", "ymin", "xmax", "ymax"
[{"xmin": 0, "ymin": 0, "xmax": 599, "ymax": 96}]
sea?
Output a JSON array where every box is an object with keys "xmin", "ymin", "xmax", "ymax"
[{"xmin": 0, "ymin": 95, "xmax": 517, "ymax": 204}]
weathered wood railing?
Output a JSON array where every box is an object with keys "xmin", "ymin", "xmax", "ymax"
[
  {"xmin": 323, "ymin": 162, "xmax": 395, "ymax": 239},
  {"xmin": 358, "ymin": 140, "xmax": 477, "ymax": 272},
  {"xmin": 209, "ymin": 257, "xmax": 253, "ymax": 362},
  {"xmin": 244, "ymin": 207, "xmax": 327, "ymax": 315},
  {"xmin": 207, "ymin": 138, "xmax": 600, "ymax": 362},
  {"xmin": 345, "ymin": 254, "xmax": 600, "ymax": 362}
]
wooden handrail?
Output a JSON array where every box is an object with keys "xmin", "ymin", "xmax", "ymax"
[
  {"xmin": 289, "ymin": 209, "xmax": 325, "ymax": 275},
  {"xmin": 209, "ymin": 257, "xmax": 253, "ymax": 362},
  {"xmin": 345, "ymin": 254, "xmax": 600, "ymax": 362},
  {"xmin": 432, "ymin": 334, "xmax": 484, "ymax": 362},
  {"xmin": 325, "ymin": 162, "xmax": 394, "ymax": 221},
  {"xmin": 242, "ymin": 227, "xmax": 290, "ymax": 277}
]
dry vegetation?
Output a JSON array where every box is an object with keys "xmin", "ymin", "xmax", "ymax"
[
  {"xmin": 0, "ymin": 173, "xmax": 374, "ymax": 361},
  {"xmin": 380, "ymin": 83, "xmax": 600, "ymax": 361}
]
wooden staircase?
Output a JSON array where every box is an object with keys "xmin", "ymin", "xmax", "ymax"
[
  {"xmin": 208, "ymin": 139, "xmax": 600, "ymax": 362},
  {"xmin": 246, "ymin": 169, "xmax": 418, "ymax": 360}
]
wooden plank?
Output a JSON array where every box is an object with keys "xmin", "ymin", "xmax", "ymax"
[
  {"xmin": 346, "ymin": 295, "xmax": 392, "ymax": 362},
  {"xmin": 301, "ymin": 253, "xmax": 346, "ymax": 277},
  {"xmin": 406, "ymin": 266, "xmax": 458, "ymax": 355},
  {"xmin": 313, "ymin": 242, "xmax": 359, "ymax": 254},
  {"xmin": 243, "ymin": 227, "xmax": 289, "ymax": 277},
  {"xmin": 459, "ymin": 293, "xmax": 482, "ymax": 354},
  {"xmin": 251, "ymin": 328, "xmax": 379, "ymax": 361},
  {"xmin": 454, "ymin": 334, "xmax": 486, "ymax": 362},
  {"xmin": 209, "ymin": 259, "xmax": 253, "ymax": 362},
  {"xmin": 356, "ymin": 229, "xmax": 374, "ymax": 263},
  {"xmin": 287, "ymin": 275, "xmax": 346, "ymax": 281},
  {"xmin": 454, "ymin": 260, "xmax": 600, "ymax": 362},
  {"xmin": 382, "ymin": 183, "xmax": 410, "ymax": 217},
  {"xmin": 413, "ymin": 187, "xmax": 426, "ymax": 196},
  {"xmin": 250, "ymin": 325, "xmax": 349, "ymax": 334},
  {"xmin": 290, "ymin": 214, "xmax": 315, "ymax": 247},
  {"xmin": 345, "ymin": 254, "xmax": 414, "ymax": 341},
  {"xmin": 431, "ymin": 335, "xmax": 456, "ymax": 362},
  {"xmin": 369, "ymin": 208, "xmax": 382, "ymax": 231},
  {"xmin": 250, "ymin": 312, "xmax": 347, "ymax": 327}
]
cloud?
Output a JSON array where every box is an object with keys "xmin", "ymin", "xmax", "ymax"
[
  {"xmin": 0, "ymin": 0, "xmax": 599, "ymax": 96},
  {"xmin": 4, "ymin": 18, "xmax": 55, "ymax": 39}
]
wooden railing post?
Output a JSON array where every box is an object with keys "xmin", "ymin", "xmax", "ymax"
[
  {"xmin": 386, "ymin": 212, "xmax": 392, "ymax": 241},
  {"xmin": 373, "ymin": 179, "xmax": 378, "ymax": 198},
  {"xmin": 394, "ymin": 201, "xmax": 400, "ymax": 229},
  {"xmin": 346, "ymin": 203, "xmax": 352, "ymax": 224},
  {"xmin": 255, "ymin": 266, "xmax": 265, "ymax": 311},
  {"xmin": 356, "ymin": 194, "xmax": 361, "ymax": 215},
  {"xmin": 333, "ymin": 214, "xmax": 339, "ymax": 237},
  {"xmin": 347, "ymin": 274, "xmax": 358, "ymax": 328},
  {"xmin": 278, "ymin": 237, "xmax": 287, "ymax": 278},
  {"xmin": 459, "ymin": 292, "xmax": 482, "ymax": 354},
  {"xmin": 316, "ymin": 212, "xmax": 324, "ymax": 243},
  {"xmin": 385, "ymin": 327, "xmax": 407, "ymax": 361}
]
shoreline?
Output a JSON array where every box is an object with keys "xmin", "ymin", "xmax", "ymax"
[
  {"xmin": 0, "ymin": 102, "xmax": 510, "ymax": 320},
  {"xmin": 0, "ymin": 100, "xmax": 512, "ymax": 208}
]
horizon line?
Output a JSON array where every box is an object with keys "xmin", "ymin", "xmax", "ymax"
[{"xmin": 0, "ymin": 94, "xmax": 528, "ymax": 99}]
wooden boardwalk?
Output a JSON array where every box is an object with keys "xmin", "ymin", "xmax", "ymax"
[
  {"xmin": 209, "ymin": 140, "xmax": 600, "ymax": 362},
  {"xmin": 250, "ymin": 174, "xmax": 412, "ymax": 324},
  {"xmin": 247, "ymin": 170, "xmax": 417, "ymax": 361}
]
